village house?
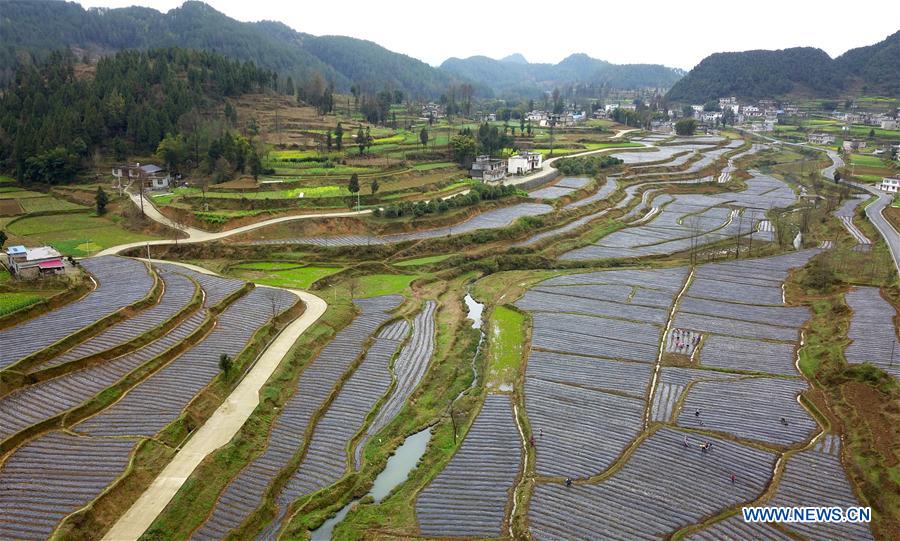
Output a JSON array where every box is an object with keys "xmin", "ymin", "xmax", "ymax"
[
  {"xmin": 5, "ymin": 245, "xmax": 65, "ymax": 279},
  {"xmin": 807, "ymin": 133, "xmax": 836, "ymax": 145},
  {"xmin": 843, "ymin": 139, "xmax": 867, "ymax": 152},
  {"xmin": 507, "ymin": 151, "xmax": 543, "ymax": 175},
  {"xmin": 112, "ymin": 163, "xmax": 172, "ymax": 190},
  {"xmin": 881, "ymin": 119, "xmax": 898, "ymax": 130},
  {"xmin": 470, "ymin": 155, "xmax": 507, "ymax": 183},
  {"xmin": 879, "ymin": 176, "xmax": 900, "ymax": 194}
]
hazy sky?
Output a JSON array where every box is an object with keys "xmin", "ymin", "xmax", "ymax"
[{"xmin": 79, "ymin": 0, "xmax": 899, "ymax": 70}]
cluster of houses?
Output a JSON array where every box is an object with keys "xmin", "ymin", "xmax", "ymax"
[
  {"xmin": 525, "ymin": 111, "xmax": 586, "ymax": 127},
  {"xmin": 112, "ymin": 163, "xmax": 174, "ymax": 191},
  {"xmin": 5, "ymin": 245, "xmax": 66, "ymax": 279},
  {"xmin": 469, "ymin": 151, "xmax": 544, "ymax": 183}
]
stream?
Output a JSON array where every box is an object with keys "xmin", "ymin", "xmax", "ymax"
[{"xmin": 310, "ymin": 428, "xmax": 432, "ymax": 540}]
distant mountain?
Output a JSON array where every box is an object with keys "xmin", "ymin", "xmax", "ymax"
[
  {"xmin": 439, "ymin": 53, "xmax": 684, "ymax": 97},
  {"xmin": 0, "ymin": 0, "xmax": 457, "ymax": 97},
  {"xmin": 666, "ymin": 30, "xmax": 900, "ymax": 102},
  {"xmin": 501, "ymin": 53, "xmax": 528, "ymax": 64}
]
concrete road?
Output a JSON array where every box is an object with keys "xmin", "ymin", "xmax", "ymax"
[{"xmin": 97, "ymin": 191, "xmax": 372, "ymax": 256}]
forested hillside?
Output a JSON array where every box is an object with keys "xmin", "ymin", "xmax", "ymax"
[
  {"xmin": 0, "ymin": 0, "xmax": 457, "ymax": 97},
  {"xmin": 666, "ymin": 30, "xmax": 900, "ymax": 102},
  {"xmin": 0, "ymin": 48, "xmax": 274, "ymax": 183},
  {"xmin": 439, "ymin": 53, "xmax": 684, "ymax": 98}
]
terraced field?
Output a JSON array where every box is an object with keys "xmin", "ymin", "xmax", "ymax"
[
  {"xmin": 192, "ymin": 295, "xmax": 402, "ymax": 539},
  {"xmin": 0, "ymin": 266, "xmax": 295, "ymax": 539},
  {"xmin": 36, "ymin": 267, "xmax": 198, "ymax": 369},
  {"xmin": 0, "ymin": 256, "xmax": 154, "ymax": 368},
  {"xmin": 355, "ymin": 300, "xmax": 436, "ymax": 467},
  {"xmin": 74, "ymin": 287, "xmax": 297, "ymax": 437},
  {"xmin": 529, "ymin": 177, "xmax": 591, "ymax": 199},
  {"xmin": 415, "ymin": 394, "xmax": 521, "ymax": 538},
  {"xmin": 561, "ymin": 172, "xmax": 795, "ymax": 261},
  {"xmin": 844, "ymin": 286, "xmax": 899, "ymax": 378},
  {"xmin": 528, "ymin": 428, "xmax": 777, "ymax": 540},
  {"xmin": 765, "ymin": 435, "xmax": 874, "ymax": 540},
  {"xmin": 250, "ymin": 203, "xmax": 552, "ymax": 246}
]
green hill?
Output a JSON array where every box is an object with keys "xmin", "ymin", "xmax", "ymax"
[{"xmin": 666, "ymin": 30, "xmax": 900, "ymax": 102}]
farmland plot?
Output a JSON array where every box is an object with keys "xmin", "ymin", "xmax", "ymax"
[
  {"xmin": 416, "ymin": 394, "xmax": 521, "ymax": 538},
  {"xmin": 516, "ymin": 289, "xmax": 669, "ymax": 324},
  {"xmin": 844, "ymin": 287, "xmax": 899, "ymax": 378},
  {"xmin": 528, "ymin": 428, "xmax": 777, "ymax": 540},
  {"xmin": 261, "ymin": 322, "xmax": 409, "ymax": 537},
  {"xmin": 768, "ymin": 435, "xmax": 875, "ymax": 540},
  {"xmin": 688, "ymin": 514, "xmax": 792, "ymax": 540},
  {"xmin": 564, "ymin": 178, "xmax": 618, "ymax": 209},
  {"xmin": 674, "ymin": 377, "xmax": 817, "ymax": 446},
  {"xmin": 0, "ymin": 432, "xmax": 136, "ymax": 540},
  {"xmin": 700, "ymin": 335, "xmax": 797, "ymax": 375},
  {"xmin": 525, "ymin": 350, "xmax": 651, "ymax": 397},
  {"xmin": 251, "ymin": 203, "xmax": 553, "ymax": 246},
  {"xmin": 0, "ymin": 311, "xmax": 207, "ymax": 442},
  {"xmin": 835, "ymin": 197, "xmax": 871, "ymax": 245},
  {"xmin": 37, "ymin": 268, "xmax": 197, "ymax": 369},
  {"xmin": 75, "ymin": 287, "xmax": 297, "ymax": 437},
  {"xmin": 529, "ymin": 177, "xmax": 591, "ymax": 199},
  {"xmin": 540, "ymin": 267, "xmax": 688, "ymax": 294},
  {"xmin": 0, "ymin": 256, "xmax": 154, "ymax": 369},
  {"xmin": 526, "ymin": 377, "xmax": 645, "ymax": 477},
  {"xmin": 609, "ymin": 145, "xmax": 697, "ymax": 165},
  {"xmin": 191, "ymin": 295, "xmax": 402, "ymax": 539},
  {"xmin": 560, "ymin": 174, "xmax": 797, "ymax": 262},
  {"xmin": 525, "ymin": 312, "xmax": 661, "ymax": 362},
  {"xmin": 355, "ymin": 301, "xmax": 436, "ymax": 468},
  {"xmin": 677, "ymin": 296, "xmax": 809, "ymax": 328},
  {"xmin": 154, "ymin": 264, "xmax": 245, "ymax": 307}
]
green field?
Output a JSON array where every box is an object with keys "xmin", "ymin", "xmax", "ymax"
[
  {"xmin": 394, "ymin": 254, "xmax": 455, "ymax": 267},
  {"xmin": 351, "ymin": 273, "xmax": 418, "ymax": 297},
  {"xmin": 850, "ymin": 154, "xmax": 886, "ymax": 167},
  {"xmin": 19, "ymin": 196, "xmax": 85, "ymax": 213},
  {"xmin": 0, "ymin": 292, "xmax": 43, "ymax": 316},
  {"xmin": 411, "ymin": 162, "xmax": 457, "ymax": 171},
  {"xmin": 486, "ymin": 305, "xmax": 526, "ymax": 388},
  {"xmin": 7, "ymin": 213, "xmax": 160, "ymax": 256},
  {"xmin": 232, "ymin": 265, "xmax": 344, "ymax": 289},
  {"xmin": 230, "ymin": 261, "xmax": 306, "ymax": 271}
]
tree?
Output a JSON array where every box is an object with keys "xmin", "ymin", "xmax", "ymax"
[
  {"xmin": 370, "ymin": 179, "xmax": 379, "ymax": 195},
  {"xmin": 95, "ymin": 186, "xmax": 109, "ymax": 215},
  {"xmin": 348, "ymin": 173, "xmax": 360, "ymax": 194},
  {"xmin": 0, "ymin": 230, "xmax": 7, "ymax": 250},
  {"xmin": 682, "ymin": 105, "xmax": 694, "ymax": 118},
  {"xmin": 357, "ymin": 127, "xmax": 366, "ymax": 155},
  {"xmin": 419, "ymin": 127, "xmax": 429, "ymax": 149},
  {"xmin": 335, "ymin": 122, "xmax": 344, "ymax": 150},
  {"xmin": 219, "ymin": 353, "xmax": 233, "ymax": 376},
  {"xmin": 834, "ymin": 170, "xmax": 842, "ymax": 182},
  {"xmin": 868, "ymin": 128, "xmax": 875, "ymax": 139},
  {"xmin": 802, "ymin": 258, "xmax": 838, "ymax": 292},
  {"xmin": 155, "ymin": 133, "xmax": 186, "ymax": 173},
  {"xmin": 450, "ymin": 134, "xmax": 477, "ymax": 166},
  {"xmin": 326, "ymin": 130, "xmax": 333, "ymax": 152},
  {"xmin": 675, "ymin": 118, "xmax": 697, "ymax": 136}
]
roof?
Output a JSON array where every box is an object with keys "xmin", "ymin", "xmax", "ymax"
[
  {"xmin": 25, "ymin": 246, "xmax": 62, "ymax": 261},
  {"xmin": 6, "ymin": 245, "xmax": 26, "ymax": 255},
  {"xmin": 38, "ymin": 259, "xmax": 64, "ymax": 270},
  {"xmin": 140, "ymin": 164, "xmax": 164, "ymax": 174}
]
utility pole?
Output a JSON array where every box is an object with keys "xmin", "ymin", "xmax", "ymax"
[{"xmin": 138, "ymin": 167, "xmax": 145, "ymax": 218}]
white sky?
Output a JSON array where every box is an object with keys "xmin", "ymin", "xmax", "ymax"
[{"xmin": 79, "ymin": 0, "xmax": 898, "ymax": 70}]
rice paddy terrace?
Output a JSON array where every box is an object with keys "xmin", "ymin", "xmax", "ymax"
[{"xmin": 1, "ymin": 130, "xmax": 894, "ymax": 540}]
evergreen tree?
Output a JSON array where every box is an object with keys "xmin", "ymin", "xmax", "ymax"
[
  {"xmin": 348, "ymin": 173, "xmax": 360, "ymax": 193},
  {"xmin": 370, "ymin": 179, "xmax": 379, "ymax": 195},
  {"xmin": 335, "ymin": 122, "xmax": 344, "ymax": 150},
  {"xmin": 95, "ymin": 186, "xmax": 109, "ymax": 215}
]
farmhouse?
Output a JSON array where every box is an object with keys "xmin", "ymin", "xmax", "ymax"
[
  {"xmin": 843, "ymin": 140, "xmax": 867, "ymax": 152},
  {"xmin": 470, "ymin": 155, "xmax": 507, "ymax": 183},
  {"xmin": 507, "ymin": 152, "xmax": 544, "ymax": 175},
  {"xmin": 881, "ymin": 119, "xmax": 898, "ymax": 130},
  {"xmin": 879, "ymin": 176, "xmax": 900, "ymax": 194},
  {"xmin": 5, "ymin": 245, "xmax": 65, "ymax": 279},
  {"xmin": 807, "ymin": 133, "xmax": 835, "ymax": 145},
  {"xmin": 112, "ymin": 163, "xmax": 172, "ymax": 190}
]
